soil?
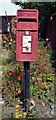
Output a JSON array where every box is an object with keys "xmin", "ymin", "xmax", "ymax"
[{"xmin": 1, "ymin": 47, "xmax": 10, "ymax": 59}]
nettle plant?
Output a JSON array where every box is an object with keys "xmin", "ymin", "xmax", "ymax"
[
  {"xmin": 2, "ymin": 18, "xmax": 25, "ymax": 106},
  {"xmin": 30, "ymin": 40, "xmax": 55, "ymax": 100},
  {"xmin": 2, "ymin": 62, "xmax": 24, "ymax": 105}
]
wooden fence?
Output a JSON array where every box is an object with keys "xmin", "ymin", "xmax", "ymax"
[{"xmin": 40, "ymin": 15, "xmax": 56, "ymax": 50}]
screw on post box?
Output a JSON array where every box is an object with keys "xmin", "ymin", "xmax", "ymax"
[{"xmin": 16, "ymin": 9, "xmax": 38, "ymax": 113}]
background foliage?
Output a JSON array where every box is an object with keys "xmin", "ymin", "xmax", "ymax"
[{"xmin": 2, "ymin": 1, "xmax": 55, "ymax": 118}]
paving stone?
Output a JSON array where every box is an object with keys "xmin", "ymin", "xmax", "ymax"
[
  {"xmin": 51, "ymin": 109, "xmax": 54, "ymax": 115},
  {"xmin": 50, "ymin": 103, "xmax": 55, "ymax": 109},
  {"xmin": 29, "ymin": 106, "xmax": 34, "ymax": 111},
  {"xmin": 30, "ymin": 100, "xmax": 35, "ymax": 106},
  {"xmin": 45, "ymin": 110, "xmax": 50, "ymax": 116},
  {"xmin": 36, "ymin": 108, "xmax": 40, "ymax": 113}
]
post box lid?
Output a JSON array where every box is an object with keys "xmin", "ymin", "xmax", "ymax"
[
  {"xmin": 17, "ymin": 9, "xmax": 38, "ymax": 31},
  {"xmin": 17, "ymin": 9, "xmax": 38, "ymax": 19}
]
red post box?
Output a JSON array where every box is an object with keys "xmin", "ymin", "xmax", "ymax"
[{"xmin": 16, "ymin": 9, "xmax": 38, "ymax": 62}]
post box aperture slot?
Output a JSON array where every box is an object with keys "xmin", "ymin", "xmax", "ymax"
[
  {"xmin": 22, "ymin": 35, "xmax": 32, "ymax": 53},
  {"xmin": 18, "ymin": 18, "xmax": 37, "ymax": 30},
  {"xmin": 18, "ymin": 18, "xmax": 37, "ymax": 22}
]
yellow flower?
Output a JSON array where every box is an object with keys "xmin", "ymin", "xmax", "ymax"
[
  {"xmin": 16, "ymin": 109, "xmax": 18, "ymax": 112},
  {"xmin": 15, "ymin": 28, "xmax": 17, "ymax": 31},
  {"xmin": 15, "ymin": 20, "xmax": 17, "ymax": 22},
  {"xmin": 46, "ymin": 46, "xmax": 47, "ymax": 48},
  {"xmin": 14, "ymin": 51, "xmax": 16, "ymax": 53},
  {"xmin": 16, "ymin": 63, "xmax": 18, "ymax": 65},
  {"xmin": 23, "ymin": 112, "xmax": 27, "ymax": 116},
  {"xmin": 13, "ymin": 41, "xmax": 16, "ymax": 43},
  {"xmin": 15, "ymin": 115, "xmax": 19, "ymax": 118},
  {"xmin": 46, "ymin": 38, "xmax": 48, "ymax": 41},
  {"xmin": 9, "ymin": 42, "xmax": 11, "ymax": 45},
  {"xmin": 7, "ymin": 63, "xmax": 9, "ymax": 65},
  {"xmin": 22, "ymin": 66, "xmax": 24, "ymax": 69},
  {"xmin": 16, "ymin": 105, "xmax": 19, "ymax": 108},
  {"xmin": 42, "ymin": 101, "xmax": 45, "ymax": 106},
  {"xmin": 32, "ymin": 77, "xmax": 35, "ymax": 80},
  {"xmin": 10, "ymin": 39, "xmax": 12, "ymax": 42},
  {"xmin": 2, "ymin": 64, "xmax": 3, "ymax": 66},
  {"xmin": 19, "ymin": 115, "xmax": 22, "ymax": 117}
]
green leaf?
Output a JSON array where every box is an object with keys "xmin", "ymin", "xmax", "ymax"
[
  {"xmin": 45, "ymin": 94, "xmax": 49, "ymax": 97},
  {"xmin": 30, "ymin": 84, "xmax": 34, "ymax": 89},
  {"xmin": 28, "ymin": 117, "xmax": 33, "ymax": 119},
  {"xmin": 45, "ymin": 85, "xmax": 50, "ymax": 89},
  {"xmin": 2, "ymin": 91, "xmax": 5, "ymax": 94},
  {"xmin": 48, "ymin": 78, "xmax": 51, "ymax": 80},
  {"xmin": 33, "ymin": 86, "xmax": 37, "ymax": 90},
  {"xmin": 51, "ymin": 83, "xmax": 54, "ymax": 87},
  {"xmin": 29, "ymin": 113, "xmax": 32, "ymax": 116},
  {"xmin": 20, "ymin": 102, "xmax": 23, "ymax": 104},
  {"xmin": 42, "ymin": 91, "xmax": 45, "ymax": 94},
  {"xmin": 2, "ymin": 86, "xmax": 4, "ymax": 89},
  {"xmin": 33, "ymin": 92, "xmax": 39, "ymax": 97},
  {"xmin": 34, "ymin": 72, "xmax": 36, "ymax": 75},
  {"xmin": 30, "ymin": 84, "xmax": 34, "ymax": 94},
  {"xmin": 50, "ymin": 98, "xmax": 54, "ymax": 103},
  {"xmin": 40, "ymin": 94, "xmax": 44, "ymax": 98}
]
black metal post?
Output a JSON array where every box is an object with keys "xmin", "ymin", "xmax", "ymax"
[{"xmin": 24, "ymin": 62, "xmax": 30, "ymax": 112}]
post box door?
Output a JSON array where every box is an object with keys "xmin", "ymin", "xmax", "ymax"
[{"xmin": 16, "ymin": 9, "xmax": 38, "ymax": 62}]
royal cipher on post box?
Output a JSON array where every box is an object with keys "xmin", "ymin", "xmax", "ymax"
[{"xmin": 16, "ymin": 9, "xmax": 38, "ymax": 62}]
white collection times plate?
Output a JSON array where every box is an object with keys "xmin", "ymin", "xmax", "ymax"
[{"xmin": 22, "ymin": 35, "xmax": 32, "ymax": 53}]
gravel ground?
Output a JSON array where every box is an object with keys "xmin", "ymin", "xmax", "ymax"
[{"xmin": 2, "ymin": 93, "xmax": 55, "ymax": 119}]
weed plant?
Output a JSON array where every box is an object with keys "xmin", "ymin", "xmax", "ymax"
[{"xmin": 2, "ymin": 18, "xmax": 55, "ymax": 118}]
